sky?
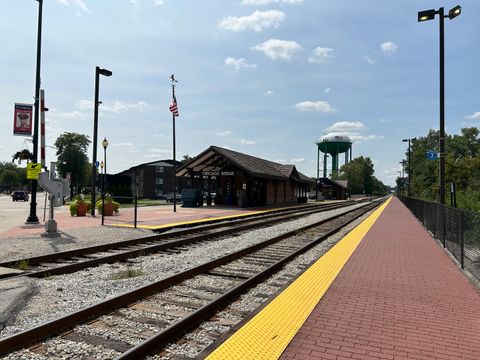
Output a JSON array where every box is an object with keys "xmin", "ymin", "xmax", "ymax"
[{"xmin": 1, "ymin": 0, "xmax": 479, "ymax": 186}]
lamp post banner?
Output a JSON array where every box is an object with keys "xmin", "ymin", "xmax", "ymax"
[{"xmin": 13, "ymin": 103, "xmax": 33, "ymax": 136}]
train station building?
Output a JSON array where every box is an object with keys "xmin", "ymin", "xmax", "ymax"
[{"xmin": 176, "ymin": 146, "xmax": 314, "ymax": 208}]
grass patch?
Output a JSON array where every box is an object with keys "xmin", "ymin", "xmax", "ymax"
[
  {"xmin": 111, "ymin": 267, "xmax": 144, "ymax": 280},
  {"xmin": 120, "ymin": 199, "xmax": 162, "ymax": 208},
  {"xmin": 13, "ymin": 259, "xmax": 29, "ymax": 270}
]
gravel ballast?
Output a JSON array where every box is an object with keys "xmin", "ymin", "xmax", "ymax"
[{"xmin": 0, "ymin": 203, "xmax": 371, "ymax": 344}]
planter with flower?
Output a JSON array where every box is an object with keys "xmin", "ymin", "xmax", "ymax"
[
  {"xmin": 96, "ymin": 194, "xmax": 120, "ymax": 216},
  {"xmin": 69, "ymin": 196, "xmax": 92, "ymax": 217}
]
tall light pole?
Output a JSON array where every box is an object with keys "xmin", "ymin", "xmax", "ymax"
[
  {"xmin": 402, "ymin": 138, "xmax": 415, "ymax": 197},
  {"xmin": 101, "ymin": 138, "xmax": 108, "ymax": 225},
  {"xmin": 91, "ymin": 66, "xmax": 112, "ymax": 216},
  {"xmin": 418, "ymin": 5, "xmax": 461, "ymax": 204},
  {"xmin": 399, "ymin": 160, "xmax": 405, "ymax": 179},
  {"xmin": 26, "ymin": 0, "xmax": 43, "ymax": 224}
]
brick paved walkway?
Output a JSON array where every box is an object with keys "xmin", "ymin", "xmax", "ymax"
[
  {"xmin": 0, "ymin": 204, "xmax": 269, "ymax": 239},
  {"xmin": 280, "ymin": 197, "xmax": 480, "ymax": 360}
]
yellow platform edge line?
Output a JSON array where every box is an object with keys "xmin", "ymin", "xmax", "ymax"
[
  {"xmin": 109, "ymin": 203, "xmax": 328, "ymax": 230},
  {"xmin": 206, "ymin": 197, "xmax": 392, "ymax": 360}
]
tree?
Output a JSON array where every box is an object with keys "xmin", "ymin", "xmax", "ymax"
[
  {"xmin": 0, "ymin": 162, "xmax": 28, "ymax": 193},
  {"xmin": 181, "ymin": 154, "xmax": 193, "ymax": 164},
  {"xmin": 408, "ymin": 127, "xmax": 480, "ymax": 210},
  {"xmin": 338, "ymin": 156, "xmax": 386, "ymax": 196},
  {"xmin": 54, "ymin": 132, "xmax": 91, "ymax": 197},
  {"xmin": 0, "ymin": 169, "xmax": 20, "ymax": 192}
]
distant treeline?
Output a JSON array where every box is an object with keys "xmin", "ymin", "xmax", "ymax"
[{"xmin": 399, "ymin": 127, "xmax": 480, "ymax": 211}]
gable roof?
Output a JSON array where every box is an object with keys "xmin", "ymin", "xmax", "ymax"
[
  {"xmin": 176, "ymin": 146, "xmax": 313, "ymax": 184},
  {"xmin": 319, "ymin": 177, "xmax": 349, "ymax": 189}
]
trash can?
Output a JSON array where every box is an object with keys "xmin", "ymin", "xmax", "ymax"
[{"xmin": 181, "ymin": 189, "xmax": 202, "ymax": 207}]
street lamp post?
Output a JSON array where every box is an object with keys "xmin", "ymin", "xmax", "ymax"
[
  {"xmin": 402, "ymin": 138, "xmax": 414, "ymax": 197},
  {"xmin": 101, "ymin": 138, "xmax": 108, "ymax": 225},
  {"xmin": 26, "ymin": 0, "xmax": 43, "ymax": 224},
  {"xmin": 418, "ymin": 5, "xmax": 461, "ymax": 204},
  {"xmin": 91, "ymin": 67, "xmax": 112, "ymax": 216}
]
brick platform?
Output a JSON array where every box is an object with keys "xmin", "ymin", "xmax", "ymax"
[
  {"xmin": 280, "ymin": 197, "xmax": 480, "ymax": 360},
  {"xmin": 0, "ymin": 204, "xmax": 278, "ymax": 239}
]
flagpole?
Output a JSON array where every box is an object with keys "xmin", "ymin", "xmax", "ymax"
[{"xmin": 171, "ymin": 76, "xmax": 177, "ymax": 213}]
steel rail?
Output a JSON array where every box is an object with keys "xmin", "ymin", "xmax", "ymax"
[
  {"xmin": 0, "ymin": 200, "xmax": 379, "ymax": 356},
  {"xmin": 117, "ymin": 201, "xmax": 382, "ymax": 359},
  {"xmin": 0, "ymin": 202, "xmax": 355, "ymax": 278}
]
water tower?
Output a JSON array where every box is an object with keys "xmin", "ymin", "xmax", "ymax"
[{"xmin": 316, "ymin": 135, "xmax": 353, "ymax": 178}]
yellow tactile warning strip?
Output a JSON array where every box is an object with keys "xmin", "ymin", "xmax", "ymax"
[
  {"xmin": 111, "ymin": 202, "xmax": 337, "ymax": 230},
  {"xmin": 206, "ymin": 197, "xmax": 391, "ymax": 360}
]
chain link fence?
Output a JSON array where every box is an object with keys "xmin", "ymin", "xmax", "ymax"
[{"xmin": 399, "ymin": 196, "xmax": 480, "ymax": 282}]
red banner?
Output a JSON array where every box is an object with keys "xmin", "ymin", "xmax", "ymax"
[{"xmin": 13, "ymin": 103, "xmax": 33, "ymax": 136}]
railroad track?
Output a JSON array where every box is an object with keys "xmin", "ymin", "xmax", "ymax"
[
  {"xmin": 0, "ymin": 201, "xmax": 358, "ymax": 279},
  {"xmin": 0, "ymin": 199, "xmax": 382, "ymax": 359}
]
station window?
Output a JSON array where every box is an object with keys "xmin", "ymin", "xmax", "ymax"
[
  {"xmin": 156, "ymin": 178, "xmax": 164, "ymax": 185},
  {"xmin": 156, "ymin": 166, "xmax": 164, "ymax": 173}
]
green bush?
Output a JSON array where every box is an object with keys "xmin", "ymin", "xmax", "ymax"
[{"xmin": 95, "ymin": 194, "xmax": 120, "ymax": 214}]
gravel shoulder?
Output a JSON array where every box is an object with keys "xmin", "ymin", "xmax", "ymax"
[{"xmin": 0, "ymin": 226, "xmax": 154, "ymax": 263}]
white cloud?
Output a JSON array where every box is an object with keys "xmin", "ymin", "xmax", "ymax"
[
  {"xmin": 145, "ymin": 148, "xmax": 172, "ymax": 158},
  {"xmin": 349, "ymin": 134, "xmax": 384, "ymax": 142},
  {"xmin": 251, "ymin": 39, "xmax": 302, "ymax": 60},
  {"xmin": 241, "ymin": 0, "xmax": 303, "ymax": 5},
  {"xmin": 152, "ymin": 134, "xmax": 165, "ymax": 138},
  {"xmin": 266, "ymin": 90, "xmax": 274, "ymax": 95},
  {"xmin": 362, "ymin": 55, "xmax": 376, "ymax": 64},
  {"xmin": 218, "ymin": 10, "xmax": 285, "ymax": 32},
  {"xmin": 75, "ymin": 100, "xmax": 147, "ymax": 113},
  {"xmin": 75, "ymin": 100, "xmax": 93, "ymax": 110},
  {"xmin": 290, "ymin": 157, "xmax": 304, "ymax": 163},
  {"xmin": 57, "ymin": 0, "xmax": 90, "ymax": 14},
  {"xmin": 323, "ymin": 132, "xmax": 383, "ymax": 143},
  {"xmin": 308, "ymin": 47, "xmax": 333, "ymax": 64},
  {"xmin": 381, "ymin": 41, "xmax": 398, "ymax": 55},
  {"xmin": 323, "ymin": 88, "xmax": 332, "ymax": 94},
  {"xmin": 295, "ymin": 101, "xmax": 336, "ymax": 113},
  {"xmin": 466, "ymin": 112, "xmax": 480, "ymax": 120},
  {"xmin": 326, "ymin": 121, "xmax": 365, "ymax": 133},
  {"xmin": 322, "ymin": 120, "xmax": 383, "ymax": 144},
  {"xmin": 111, "ymin": 143, "xmax": 137, "ymax": 153},
  {"xmin": 53, "ymin": 110, "xmax": 87, "ymax": 120},
  {"xmin": 217, "ymin": 130, "xmax": 232, "ymax": 137},
  {"xmin": 240, "ymin": 138, "xmax": 255, "ymax": 145},
  {"xmin": 153, "ymin": 0, "xmax": 164, "ymax": 5},
  {"xmin": 225, "ymin": 57, "xmax": 257, "ymax": 70}
]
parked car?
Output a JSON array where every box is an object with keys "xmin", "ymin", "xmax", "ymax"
[
  {"xmin": 11, "ymin": 190, "xmax": 29, "ymax": 202},
  {"xmin": 162, "ymin": 192, "xmax": 182, "ymax": 202}
]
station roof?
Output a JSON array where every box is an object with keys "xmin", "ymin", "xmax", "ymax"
[
  {"xmin": 176, "ymin": 146, "xmax": 314, "ymax": 184},
  {"xmin": 320, "ymin": 177, "xmax": 349, "ymax": 189}
]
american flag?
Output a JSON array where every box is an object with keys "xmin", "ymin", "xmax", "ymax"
[{"xmin": 169, "ymin": 95, "xmax": 179, "ymax": 117}]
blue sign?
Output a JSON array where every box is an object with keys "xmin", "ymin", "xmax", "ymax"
[
  {"xmin": 426, "ymin": 150, "xmax": 438, "ymax": 160},
  {"xmin": 95, "ymin": 161, "xmax": 100, "ymax": 168}
]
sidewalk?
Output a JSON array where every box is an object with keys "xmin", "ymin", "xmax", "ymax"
[
  {"xmin": 280, "ymin": 197, "xmax": 480, "ymax": 360},
  {"xmin": 0, "ymin": 203, "xmax": 269, "ymax": 239}
]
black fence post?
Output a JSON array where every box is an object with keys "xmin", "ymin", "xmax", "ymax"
[
  {"xmin": 460, "ymin": 211, "xmax": 464, "ymax": 269},
  {"xmin": 442, "ymin": 205, "xmax": 446, "ymax": 248},
  {"xmin": 134, "ymin": 195, "xmax": 138, "ymax": 229},
  {"xmin": 101, "ymin": 192, "xmax": 105, "ymax": 226}
]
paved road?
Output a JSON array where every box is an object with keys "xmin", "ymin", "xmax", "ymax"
[{"xmin": 0, "ymin": 193, "xmax": 68, "ymax": 234}]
